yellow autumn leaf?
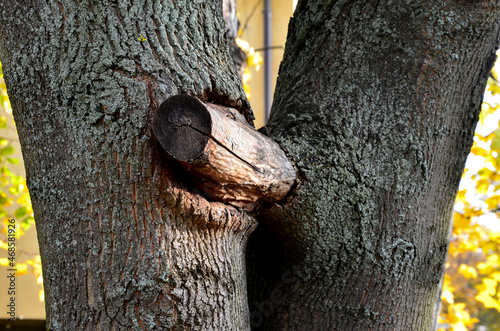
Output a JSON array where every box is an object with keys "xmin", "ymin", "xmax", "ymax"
[
  {"xmin": 456, "ymin": 189, "xmax": 467, "ymax": 203},
  {"xmin": 478, "ymin": 262, "xmax": 495, "ymax": 275},
  {"xmin": 476, "ymin": 134, "xmax": 492, "ymax": 143},
  {"xmin": 478, "ymin": 168, "xmax": 494, "ymax": 179},
  {"xmin": 471, "ymin": 224, "xmax": 485, "ymax": 236},
  {"xmin": 15, "ymin": 263, "xmax": 29, "ymax": 275},
  {"xmin": 447, "ymin": 303, "xmax": 478, "ymax": 329},
  {"xmin": 448, "ymin": 243, "xmax": 459, "ymax": 256},
  {"xmin": 235, "ymin": 37, "xmax": 250, "ymax": 52},
  {"xmin": 476, "ymin": 275, "xmax": 500, "ymax": 312},
  {"xmin": 453, "ymin": 213, "xmax": 472, "ymax": 232},
  {"xmin": 38, "ymin": 289, "xmax": 44, "ymax": 302},
  {"xmin": 235, "ymin": 38, "xmax": 263, "ymax": 98},
  {"xmin": 480, "ymin": 102, "xmax": 499, "ymax": 120},
  {"xmin": 490, "ymin": 172, "xmax": 500, "ymax": 182},
  {"xmin": 476, "ymin": 178, "xmax": 491, "ymax": 194},
  {"xmin": 470, "ymin": 146, "xmax": 489, "ymax": 157},
  {"xmin": 487, "ymin": 77, "xmax": 500, "ymax": 96},
  {"xmin": 16, "ymin": 192, "xmax": 31, "ymax": 206},
  {"xmin": 458, "ymin": 264, "xmax": 478, "ymax": 279},
  {"xmin": 451, "ymin": 322, "xmax": 468, "ymax": 331},
  {"xmin": 455, "ymin": 241, "xmax": 478, "ymax": 255},
  {"xmin": 450, "ymin": 321, "xmax": 468, "ymax": 331},
  {"xmin": 486, "ymin": 253, "xmax": 499, "ymax": 264},
  {"xmin": 465, "ymin": 206, "xmax": 484, "ymax": 218},
  {"xmin": 485, "ymin": 154, "xmax": 499, "ymax": 168},
  {"xmin": 481, "ymin": 102, "xmax": 491, "ymax": 113},
  {"xmin": 247, "ymin": 51, "xmax": 263, "ymax": 69},
  {"xmin": 490, "ymin": 231, "xmax": 500, "ymax": 241},
  {"xmin": 477, "ymin": 254, "xmax": 499, "ymax": 276}
]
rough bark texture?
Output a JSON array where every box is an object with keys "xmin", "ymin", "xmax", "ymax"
[
  {"xmin": 248, "ymin": 1, "xmax": 500, "ymax": 330},
  {"xmin": 0, "ymin": 1, "xmax": 255, "ymax": 330},
  {"xmin": 2, "ymin": 0, "xmax": 500, "ymax": 330},
  {"xmin": 152, "ymin": 95, "xmax": 297, "ymax": 210}
]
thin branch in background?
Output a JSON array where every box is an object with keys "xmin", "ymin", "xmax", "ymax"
[
  {"xmin": 254, "ymin": 45, "xmax": 285, "ymax": 52},
  {"xmin": 241, "ymin": 0, "xmax": 264, "ymax": 34}
]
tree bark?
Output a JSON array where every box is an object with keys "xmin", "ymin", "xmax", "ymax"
[
  {"xmin": 0, "ymin": 0, "xmax": 255, "ymax": 330},
  {"xmin": 248, "ymin": 1, "xmax": 500, "ymax": 330},
  {"xmin": 2, "ymin": 0, "xmax": 500, "ymax": 331}
]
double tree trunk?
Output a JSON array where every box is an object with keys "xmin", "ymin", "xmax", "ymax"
[{"xmin": 1, "ymin": 0, "xmax": 500, "ymax": 330}]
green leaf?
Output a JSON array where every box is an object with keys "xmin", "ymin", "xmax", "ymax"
[
  {"xmin": 492, "ymin": 129, "xmax": 500, "ymax": 151},
  {"xmin": 0, "ymin": 145, "xmax": 14, "ymax": 155},
  {"xmin": 11, "ymin": 175, "xmax": 23, "ymax": 185},
  {"xmin": 0, "ymin": 116, "xmax": 7, "ymax": 129},
  {"xmin": 21, "ymin": 216, "xmax": 34, "ymax": 231},
  {"xmin": 7, "ymin": 157, "xmax": 19, "ymax": 165},
  {"xmin": 14, "ymin": 206, "xmax": 27, "ymax": 218},
  {"xmin": 8, "ymin": 185, "xmax": 20, "ymax": 195},
  {"xmin": 0, "ymin": 193, "xmax": 9, "ymax": 205}
]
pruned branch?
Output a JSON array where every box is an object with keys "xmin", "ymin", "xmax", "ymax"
[{"xmin": 153, "ymin": 95, "xmax": 297, "ymax": 210}]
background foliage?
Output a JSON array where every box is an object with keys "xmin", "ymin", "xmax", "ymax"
[{"xmin": 0, "ymin": 61, "xmax": 43, "ymax": 302}]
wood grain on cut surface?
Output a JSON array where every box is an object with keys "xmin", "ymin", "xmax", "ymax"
[{"xmin": 153, "ymin": 95, "xmax": 297, "ymax": 209}]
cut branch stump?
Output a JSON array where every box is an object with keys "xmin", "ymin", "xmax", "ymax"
[{"xmin": 153, "ymin": 95, "xmax": 297, "ymax": 210}]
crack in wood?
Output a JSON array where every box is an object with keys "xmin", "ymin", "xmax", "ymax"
[{"xmin": 172, "ymin": 123, "xmax": 263, "ymax": 173}]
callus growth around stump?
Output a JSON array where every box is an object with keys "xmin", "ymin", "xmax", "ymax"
[{"xmin": 153, "ymin": 95, "xmax": 297, "ymax": 210}]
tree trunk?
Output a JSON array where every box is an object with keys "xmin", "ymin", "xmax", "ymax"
[
  {"xmin": 2, "ymin": 0, "xmax": 500, "ymax": 331},
  {"xmin": 0, "ymin": 1, "xmax": 255, "ymax": 329},
  {"xmin": 248, "ymin": 1, "xmax": 500, "ymax": 330}
]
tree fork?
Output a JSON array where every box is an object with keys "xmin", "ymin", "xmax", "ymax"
[{"xmin": 152, "ymin": 95, "xmax": 297, "ymax": 210}]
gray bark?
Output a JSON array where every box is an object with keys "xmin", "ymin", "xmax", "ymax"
[
  {"xmin": 1, "ymin": 0, "xmax": 500, "ymax": 331},
  {"xmin": 0, "ymin": 0, "xmax": 254, "ymax": 330},
  {"xmin": 248, "ymin": 1, "xmax": 500, "ymax": 330}
]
